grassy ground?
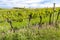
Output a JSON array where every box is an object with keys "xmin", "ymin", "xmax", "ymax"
[{"xmin": 0, "ymin": 25, "xmax": 59, "ymax": 40}]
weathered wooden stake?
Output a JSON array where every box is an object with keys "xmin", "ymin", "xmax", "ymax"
[
  {"xmin": 53, "ymin": 3, "xmax": 56, "ymax": 11},
  {"xmin": 53, "ymin": 3, "xmax": 56, "ymax": 25}
]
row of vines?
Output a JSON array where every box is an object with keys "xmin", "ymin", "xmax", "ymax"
[{"xmin": 0, "ymin": 8, "xmax": 60, "ymax": 31}]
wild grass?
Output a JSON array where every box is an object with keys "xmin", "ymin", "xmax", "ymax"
[{"xmin": 0, "ymin": 26, "xmax": 59, "ymax": 40}]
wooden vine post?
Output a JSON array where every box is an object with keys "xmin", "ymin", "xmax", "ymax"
[
  {"xmin": 53, "ymin": 3, "xmax": 56, "ymax": 24},
  {"xmin": 53, "ymin": 3, "xmax": 56, "ymax": 11}
]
